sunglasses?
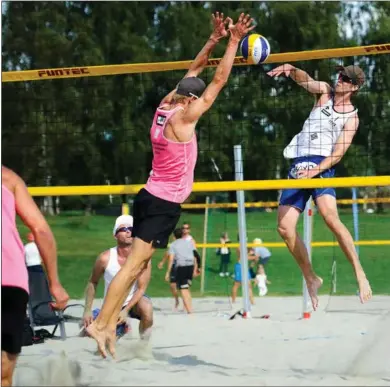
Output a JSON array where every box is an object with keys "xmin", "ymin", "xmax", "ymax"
[
  {"xmin": 116, "ymin": 226, "xmax": 133, "ymax": 234},
  {"xmin": 338, "ymin": 73, "xmax": 356, "ymax": 85},
  {"xmin": 182, "ymin": 226, "xmax": 190, "ymax": 230}
]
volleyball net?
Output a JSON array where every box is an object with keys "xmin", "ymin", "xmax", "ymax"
[{"xmin": 2, "ymin": 43, "xmax": 390, "ymax": 316}]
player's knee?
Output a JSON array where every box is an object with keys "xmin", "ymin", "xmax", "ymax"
[
  {"xmin": 322, "ymin": 212, "xmax": 340, "ymax": 230},
  {"xmin": 277, "ymin": 223, "xmax": 294, "ymax": 240}
]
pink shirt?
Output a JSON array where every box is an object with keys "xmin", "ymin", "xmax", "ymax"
[
  {"xmin": 145, "ymin": 106, "xmax": 198, "ymax": 203},
  {"xmin": 1, "ymin": 185, "xmax": 29, "ymax": 293}
]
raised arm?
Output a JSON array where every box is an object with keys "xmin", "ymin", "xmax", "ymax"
[
  {"xmin": 267, "ymin": 64, "xmax": 331, "ymax": 95},
  {"xmin": 165, "ymin": 253, "xmax": 175, "ymax": 282},
  {"xmin": 160, "ymin": 12, "xmax": 229, "ymax": 105},
  {"xmin": 297, "ymin": 115, "xmax": 359, "ymax": 179},
  {"xmin": 82, "ymin": 253, "xmax": 107, "ymax": 327},
  {"xmin": 182, "ymin": 13, "xmax": 255, "ymax": 123}
]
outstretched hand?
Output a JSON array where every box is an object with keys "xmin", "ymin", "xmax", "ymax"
[
  {"xmin": 267, "ymin": 64, "xmax": 294, "ymax": 78},
  {"xmin": 226, "ymin": 13, "xmax": 256, "ymax": 42},
  {"xmin": 211, "ymin": 12, "xmax": 229, "ymax": 40}
]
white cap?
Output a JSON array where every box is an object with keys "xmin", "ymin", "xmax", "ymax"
[
  {"xmin": 253, "ymin": 238, "xmax": 263, "ymax": 244},
  {"xmin": 113, "ymin": 215, "xmax": 133, "ymax": 236}
]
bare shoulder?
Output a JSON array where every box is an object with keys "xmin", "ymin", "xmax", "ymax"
[
  {"xmin": 313, "ymin": 91, "xmax": 332, "ymax": 108},
  {"xmin": 1, "ymin": 166, "xmax": 23, "ymax": 193},
  {"xmin": 96, "ymin": 249, "xmax": 111, "ymax": 268},
  {"xmin": 169, "ymin": 110, "xmax": 197, "ymax": 142}
]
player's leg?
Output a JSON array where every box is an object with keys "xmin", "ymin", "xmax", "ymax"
[
  {"xmin": 231, "ymin": 281, "xmax": 240, "ymax": 303},
  {"xmin": 315, "ymin": 193, "xmax": 372, "ymax": 303},
  {"xmin": 130, "ymin": 296, "xmax": 153, "ymax": 340},
  {"xmin": 1, "ymin": 352, "xmax": 18, "ymax": 387},
  {"xmin": 169, "ymin": 267, "xmax": 180, "ymax": 310},
  {"xmin": 87, "ymin": 238, "xmax": 154, "ymax": 357},
  {"xmin": 277, "ymin": 200, "xmax": 323, "ymax": 310},
  {"xmin": 1, "ymin": 286, "xmax": 28, "ymax": 386},
  {"xmin": 177, "ymin": 266, "xmax": 193, "ymax": 314},
  {"xmin": 170, "ymin": 283, "xmax": 179, "ymax": 310}
]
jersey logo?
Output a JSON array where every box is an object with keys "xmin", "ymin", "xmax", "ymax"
[
  {"xmin": 321, "ymin": 107, "xmax": 331, "ymax": 117},
  {"xmin": 310, "ymin": 133, "xmax": 318, "ymax": 141},
  {"xmin": 156, "ymin": 115, "xmax": 166, "ymax": 126}
]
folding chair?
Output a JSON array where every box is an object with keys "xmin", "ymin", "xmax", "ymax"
[{"xmin": 27, "ymin": 265, "xmax": 83, "ymax": 340}]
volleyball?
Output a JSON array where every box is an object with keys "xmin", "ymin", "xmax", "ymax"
[{"xmin": 240, "ymin": 34, "xmax": 271, "ymax": 65}]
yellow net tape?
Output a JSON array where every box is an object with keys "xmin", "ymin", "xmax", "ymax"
[
  {"xmin": 182, "ymin": 197, "xmax": 390, "ymax": 209},
  {"xmin": 27, "ymin": 176, "xmax": 390, "ymax": 197},
  {"xmin": 3, "ymin": 43, "xmax": 390, "ymax": 82}
]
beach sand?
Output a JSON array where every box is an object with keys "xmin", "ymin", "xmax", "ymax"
[{"xmin": 14, "ymin": 295, "xmax": 390, "ymax": 386}]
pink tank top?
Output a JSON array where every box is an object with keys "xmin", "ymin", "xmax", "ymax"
[
  {"xmin": 1, "ymin": 185, "xmax": 29, "ymax": 293},
  {"xmin": 145, "ymin": 105, "xmax": 198, "ymax": 203}
]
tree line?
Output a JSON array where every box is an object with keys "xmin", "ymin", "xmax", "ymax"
[{"xmin": 2, "ymin": 2, "xmax": 389, "ymax": 209}]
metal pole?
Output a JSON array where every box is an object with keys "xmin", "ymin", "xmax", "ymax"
[
  {"xmin": 302, "ymin": 199, "xmax": 313, "ymax": 319},
  {"xmin": 200, "ymin": 196, "xmax": 210, "ymax": 295},
  {"xmin": 234, "ymin": 145, "xmax": 251, "ymax": 318},
  {"xmin": 352, "ymin": 187, "xmax": 360, "ymax": 256}
]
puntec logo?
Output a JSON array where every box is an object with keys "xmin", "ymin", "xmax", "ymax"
[
  {"xmin": 364, "ymin": 44, "xmax": 390, "ymax": 53},
  {"xmin": 37, "ymin": 67, "xmax": 90, "ymax": 78},
  {"xmin": 207, "ymin": 57, "xmax": 247, "ymax": 66}
]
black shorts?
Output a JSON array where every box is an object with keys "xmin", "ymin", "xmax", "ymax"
[
  {"xmin": 1, "ymin": 286, "xmax": 29, "ymax": 354},
  {"xmin": 249, "ymin": 267, "xmax": 256, "ymax": 279},
  {"xmin": 176, "ymin": 265, "xmax": 194, "ymax": 289},
  {"xmin": 132, "ymin": 188, "xmax": 181, "ymax": 249},
  {"xmin": 170, "ymin": 266, "xmax": 177, "ymax": 283}
]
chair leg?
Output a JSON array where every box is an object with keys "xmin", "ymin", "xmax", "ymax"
[{"xmin": 58, "ymin": 311, "xmax": 67, "ymax": 340}]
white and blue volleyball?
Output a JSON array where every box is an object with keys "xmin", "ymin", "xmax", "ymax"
[{"xmin": 240, "ymin": 34, "xmax": 271, "ymax": 65}]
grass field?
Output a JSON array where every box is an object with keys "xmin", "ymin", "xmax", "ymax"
[{"xmin": 17, "ymin": 209, "xmax": 390, "ymax": 299}]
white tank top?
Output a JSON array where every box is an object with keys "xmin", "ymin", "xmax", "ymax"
[
  {"xmin": 103, "ymin": 247, "xmax": 138, "ymax": 307},
  {"xmin": 283, "ymin": 97, "xmax": 357, "ymax": 159}
]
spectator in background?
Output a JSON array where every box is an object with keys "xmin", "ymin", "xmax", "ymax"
[
  {"xmin": 256, "ymin": 265, "xmax": 271, "ymax": 296},
  {"xmin": 252, "ymin": 238, "xmax": 272, "ymax": 282},
  {"xmin": 218, "ymin": 232, "xmax": 231, "ymax": 277},
  {"xmin": 158, "ymin": 248, "xmax": 180, "ymax": 311},
  {"xmin": 166, "ymin": 228, "xmax": 198, "ymax": 314},
  {"xmin": 182, "ymin": 222, "xmax": 201, "ymax": 275},
  {"xmin": 24, "ymin": 232, "xmax": 42, "ymax": 268},
  {"xmin": 231, "ymin": 250, "xmax": 254, "ymax": 305}
]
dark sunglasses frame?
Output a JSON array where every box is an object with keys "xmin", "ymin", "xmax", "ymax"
[
  {"xmin": 338, "ymin": 72, "xmax": 357, "ymax": 85},
  {"xmin": 115, "ymin": 226, "xmax": 133, "ymax": 234}
]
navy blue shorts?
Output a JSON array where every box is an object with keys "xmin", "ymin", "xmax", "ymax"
[
  {"xmin": 259, "ymin": 256, "xmax": 271, "ymax": 266},
  {"xmin": 279, "ymin": 156, "xmax": 336, "ymax": 212}
]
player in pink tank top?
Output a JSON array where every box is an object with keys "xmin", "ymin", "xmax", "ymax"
[
  {"xmin": 1, "ymin": 166, "xmax": 69, "ymax": 386},
  {"xmin": 87, "ymin": 12, "xmax": 256, "ymax": 358}
]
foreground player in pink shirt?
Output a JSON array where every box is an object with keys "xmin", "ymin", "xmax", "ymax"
[
  {"xmin": 87, "ymin": 12, "xmax": 255, "ymax": 358},
  {"xmin": 1, "ymin": 166, "xmax": 69, "ymax": 386}
]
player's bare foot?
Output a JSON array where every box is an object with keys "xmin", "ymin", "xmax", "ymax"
[
  {"xmin": 106, "ymin": 329, "xmax": 117, "ymax": 359},
  {"xmin": 86, "ymin": 322, "xmax": 108, "ymax": 358},
  {"xmin": 357, "ymin": 276, "xmax": 372, "ymax": 303},
  {"xmin": 307, "ymin": 276, "xmax": 323, "ymax": 311}
]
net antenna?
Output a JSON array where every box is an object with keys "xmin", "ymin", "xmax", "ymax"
[{"xmin": 210, "ymin": 157, "xmax": 223, "ymax": 181}]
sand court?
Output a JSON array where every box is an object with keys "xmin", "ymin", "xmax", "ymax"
[{"xmin": 14, "ymin": 296, "xmax": 390, "ymax": 386}]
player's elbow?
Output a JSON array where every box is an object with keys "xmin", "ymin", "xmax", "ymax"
[{"xmin": 213, "ymin": 74, "xmax": 227, "ymax": 87}]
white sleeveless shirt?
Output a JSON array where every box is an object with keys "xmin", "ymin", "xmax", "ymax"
[
  {"xmin": 283, "ymin": 97, "xmax": 357, "ymax": 159},
  {"xmin": 103, "ymin": 247, "xmax": 138, "ymax": 307}
]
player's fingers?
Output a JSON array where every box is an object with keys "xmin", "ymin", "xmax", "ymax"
[
  {"xmin": 220, "ymin": 12, "xmax": 224, "ymax": 20},
  {"xmin": 225, "ymin": 17, "xmax": 233, "ymax": 28},
  {"xmin": 238, "ymin": 12, "xmax": 244, "ymax": 23},
  {"xmin": 246, "ymin": 17, "xmax": 254, "ymax": 27},
  {"xmin": 247, "ymin": 24, "xmax": 256, "ymax": 32}
]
